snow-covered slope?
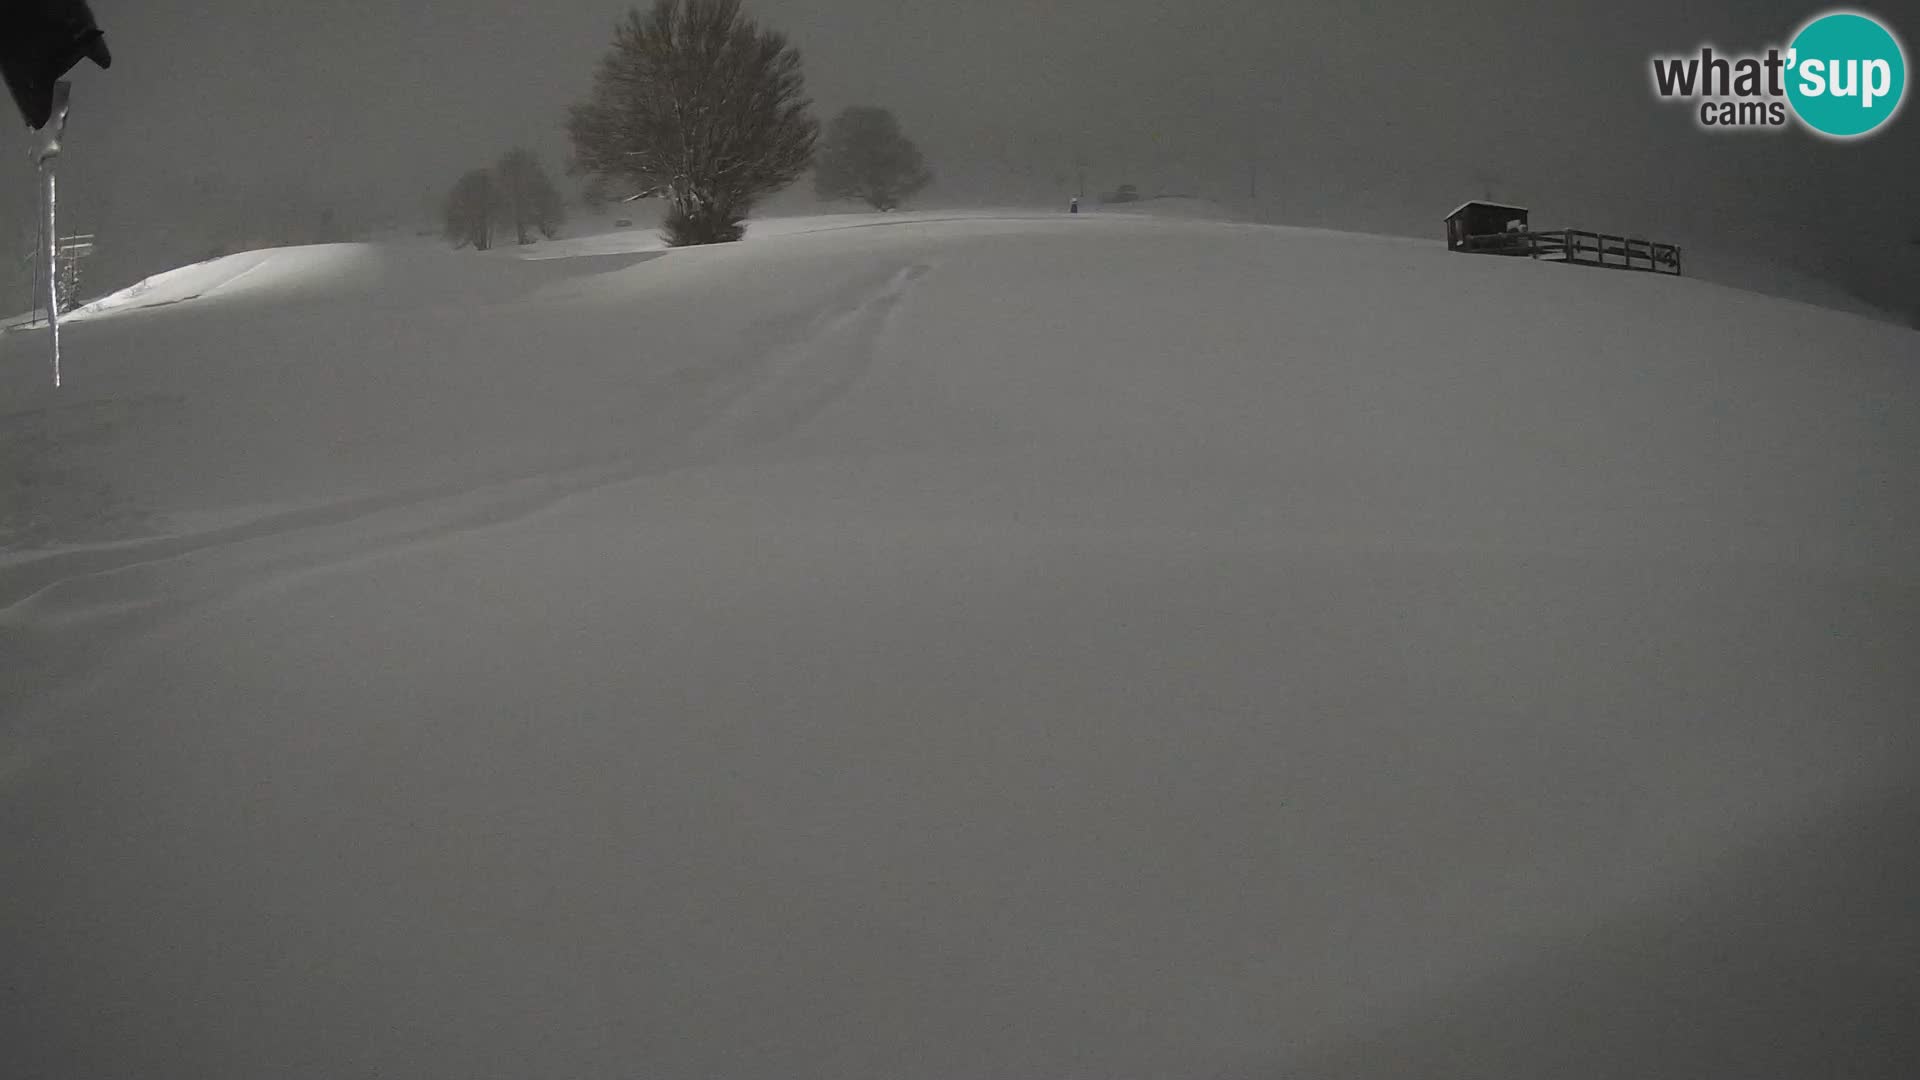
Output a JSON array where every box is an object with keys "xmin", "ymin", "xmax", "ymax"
[
  {"xmin": 2, "ymin": 212, "xmax": 1916, "ymax": 1080},
  {"xmin": 1098, "ymin": 194, "xmax": 1242, "ymax": 219},
  {"xmin": 63, "ymin": 240, "xmax": 665, "ymax": 319}
]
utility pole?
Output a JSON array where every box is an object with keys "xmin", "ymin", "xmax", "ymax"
[
  {"xmin": 57, "ymin": 232, "xmax": 94, "ymax": 308},
  {"xmin": 1907, "ymin": 227, "xmax": 1919, "ymax": 329},
  {"xmin": 1246, "ymin": 96, "xmax": 1279, "ymax": 214}
]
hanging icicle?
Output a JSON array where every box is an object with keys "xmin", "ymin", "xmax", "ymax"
[
  {"xmin": 45, "ymin": 165, "xmax": 61, "ymax": 388},
  {"xmin": 34, "ymin": 80, "xmax": 72, "ymax": 388}
]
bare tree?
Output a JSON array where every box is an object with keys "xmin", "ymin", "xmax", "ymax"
[
  {"xmin": 814, "ymin": 106, "xmax": 933, "ymax": 211},
  {"xmin": 443, "ymin": 168, "xmax": 498, "ymax": 251},
  {"xmin": 495, "ymin": 148, "xmax": 566, "ymax": 244},
  {"xmin": 581, "ymin": 175, "xmax": 611, "ymax": 214},
  {"xmin": 567, "ymin": 0, "xmax": 817, "ymax": 246}
]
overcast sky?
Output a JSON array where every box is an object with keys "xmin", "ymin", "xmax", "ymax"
[{"xmin": 10, "ymin": 1, "xmax": 1919, "ymax": 303}]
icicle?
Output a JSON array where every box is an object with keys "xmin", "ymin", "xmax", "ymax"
[{"xmin": 46, "ymin": 167, "xmax": 62, "ymax": 389}]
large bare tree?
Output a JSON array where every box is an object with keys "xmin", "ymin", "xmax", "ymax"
[
  {"xmin": 567, "ymin": 0, "xmax": 817, "ymax": 246},
  {"xmin": 814, "ymin": 106, "xmax": 932, "ymax": 211}
]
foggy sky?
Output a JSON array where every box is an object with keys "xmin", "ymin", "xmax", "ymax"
[{"xmin": 10, "ymin": 1, "xmax": 1920, "ymax": 306}]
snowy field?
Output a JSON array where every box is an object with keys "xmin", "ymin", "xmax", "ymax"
[{"xmin": 2, "ymin": 209, "xmax": 1917, "ymax": 1079}]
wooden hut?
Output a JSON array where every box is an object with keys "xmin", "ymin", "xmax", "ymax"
[{"xmin": 1444, "ymin": 201, "xmax": 1530, "ymax": 252}]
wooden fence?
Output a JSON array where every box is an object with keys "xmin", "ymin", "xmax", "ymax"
[{"xmin": 1459, "ymin": 229, "xmax": 1682, "ymax": 276}]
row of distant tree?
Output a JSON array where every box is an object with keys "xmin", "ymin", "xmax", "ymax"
[{"xmin": 443, "ymin": 0, "xmax": 932, "ymax": 251}]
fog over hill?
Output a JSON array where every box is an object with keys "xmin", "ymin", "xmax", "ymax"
[{"xmin": 5, "ymin": 1, "xmax": 1915, "ymax": 319}]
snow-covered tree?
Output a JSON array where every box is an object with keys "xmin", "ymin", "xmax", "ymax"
[
  {"xmin": 567, "ymin": 0, "xmax": 817, "ymax": 247},
  {"xmin": 495, "ymin": 148, "xmax": 566, "ymax": 244},
  {"xmin": 813, "ymin": 106, "xmax": 932, "ymax": 211}
]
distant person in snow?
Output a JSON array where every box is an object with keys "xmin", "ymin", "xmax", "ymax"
[{"xmin": 1070, "ymin": 196, "xmax": 1079, "ymax": 214}]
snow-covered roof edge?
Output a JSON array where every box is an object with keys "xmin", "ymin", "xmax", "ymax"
[{"xmin": 1444, "ymin": 200, "xmax": 1531, "ymax": 221}]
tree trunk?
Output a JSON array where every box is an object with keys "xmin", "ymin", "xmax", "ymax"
[{"xmin": 663, "ymin": 190, "xmax": 745, "ymax": 246}]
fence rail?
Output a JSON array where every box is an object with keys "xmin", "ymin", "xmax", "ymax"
[{"xmin": 1459, "ymin": 229, "xmax": 1682, "ymax": 276}]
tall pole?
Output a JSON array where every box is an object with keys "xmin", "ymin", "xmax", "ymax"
[{"xmin": 44, "ymin": 165, "xmax": 61, "ymax": 388}]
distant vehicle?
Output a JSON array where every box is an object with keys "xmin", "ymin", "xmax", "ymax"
[{"xmin": 614, "ymin": 218, "xmax": 634, "ymax": 228}]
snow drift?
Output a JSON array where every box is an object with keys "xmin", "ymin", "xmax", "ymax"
[{"xmin": 2, "ymin": 210, "xmax": 1916, "ymax": 1080}]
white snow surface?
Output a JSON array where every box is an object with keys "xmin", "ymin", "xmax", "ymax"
[{"xmin": 2, "ymin": 210, "xmax": 1918, "ymax": 1079}]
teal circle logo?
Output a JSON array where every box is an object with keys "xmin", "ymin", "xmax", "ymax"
[{"xmin": 1786, "ymin": 11, "xmax": 1907, "ymax": 138}]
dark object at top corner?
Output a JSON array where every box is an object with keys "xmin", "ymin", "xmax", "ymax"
[{"xmin": 2, "ymin": 0, "xmax": 112, "ymax": 130}]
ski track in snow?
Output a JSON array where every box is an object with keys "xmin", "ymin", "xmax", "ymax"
[
  {"xmin": 689, "ymin": 262, "xmax": 934, "ymax": 452},
  {"xmin": 0, "ymin": 259, "xmax": 942, "ymax": 715}
]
